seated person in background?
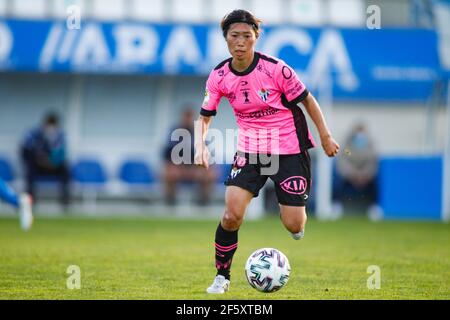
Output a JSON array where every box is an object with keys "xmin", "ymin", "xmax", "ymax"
[
  {"xmin": 334, "ymin": 122, "xmax": 380, "ymax": 216},
  {"xmin": 162, "ymin": 108, "xmax": 217, "ymax": 206},
  {"xmin": 20, "ymin": 112, "xmax": 70, "ymax": 208}
]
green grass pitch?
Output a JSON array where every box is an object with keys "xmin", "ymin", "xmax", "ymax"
[{"xmin": 0, "ymin": 215, "xmax": 449, "ymax": 299}]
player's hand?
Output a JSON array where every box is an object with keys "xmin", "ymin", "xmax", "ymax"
[
  {"xmin": 194, "ymin": 143, "xmax": 210, "ymax": 169},
  {"xmin": 321, "ymin": 135, "xmax": 340, "ymax": 157}
]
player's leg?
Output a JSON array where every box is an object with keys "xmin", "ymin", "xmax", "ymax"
[
  {"xmin": 0, "ymin": 178, "xmax": 33, "ymax": 231},
  {"xmin": 0, "ymin": 178, "xmax": 19, "ymax": 208},
  {"xmin": 280, "ymin": 205, "xmax": 307, "ymax": 240},
  {"xmin": 221, "ymin": 185, "xmax": 253, "ymax": 230},
  {"xmin": 207, "ymin": 152, "xmax": 267, "ymax": 293},
  {"xmin": 272, "ymin": 152, "xmax": 311, "ymax": 240},
  {"xmin": 207, "ymin": 186, "xmax": 253, "ymax": 294}
]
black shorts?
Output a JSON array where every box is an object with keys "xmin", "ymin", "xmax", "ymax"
[{"xmin": 224, "ymin": 151, "xmax": 312, "ymax": 207}]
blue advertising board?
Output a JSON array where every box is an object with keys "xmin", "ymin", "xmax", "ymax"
[
  {"xmin": 378, "ymin": 156, "xmax": 443, "ymax": 220},
  {"xmin": 0, "ymin": 19, "xmax": 441, "ymax": 102}
]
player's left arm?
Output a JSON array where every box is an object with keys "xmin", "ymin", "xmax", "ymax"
[{"xmin": 299, "ymin": 93, "xmax": 340, "ymax": 157}]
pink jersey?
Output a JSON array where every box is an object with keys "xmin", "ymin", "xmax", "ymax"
[{"xmin": 201, "ymin": 52, "xmax": 316, "ymax": 155}]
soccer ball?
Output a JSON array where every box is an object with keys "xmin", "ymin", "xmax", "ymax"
[{"xmin": 244, "ymin": 247, "xmax": 291, "ymax": 293}]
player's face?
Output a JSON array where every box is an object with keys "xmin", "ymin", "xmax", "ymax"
[{"xmin": 225, "ymin": 23, "xmax": 257, "ymax": 61}]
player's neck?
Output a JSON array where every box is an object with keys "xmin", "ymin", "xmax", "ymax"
[{"xmin": 231, "ymin": 52, "xmax": 255, "ymax": 72}]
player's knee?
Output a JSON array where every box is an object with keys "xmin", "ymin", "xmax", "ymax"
[{"xmin": 222, "ymin": 208, "xmax": 243, "ymax": 231}]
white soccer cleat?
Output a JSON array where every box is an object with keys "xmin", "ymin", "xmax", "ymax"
[
  {"xmin": 206, "ymin": 275, "xmax": 230, "ymax": 294},
  {"xmin": 19, "ymin": 193, "xmax": 33, "ymax": 231},
  {"xmin": 291, "ymin": 230, "xmax": 304, "ymax": 240}
]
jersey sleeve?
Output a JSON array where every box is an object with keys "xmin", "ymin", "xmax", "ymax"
[
  {"xmin": 200, "ymin": 70, "xmax": 223, "ymax": 117},
  {"xmin": 275, "ymin": 61, "xmax": 309, "ymax": 105}
]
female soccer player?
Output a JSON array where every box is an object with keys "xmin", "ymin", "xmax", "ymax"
[
  {"xmin": 195, "ymin": 10, "xmax": 340, "ymax": 294},
  {"xmin": 0, "ymin": 178, "xmax": 33, "ymax": 231}
]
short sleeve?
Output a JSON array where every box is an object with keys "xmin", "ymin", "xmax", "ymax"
[
  {"xmin": 275, "ymin": 61, "xmax": 309, "ymax": 105},
  {"xmin": 200, "ymin": 70, "xmax": 223, "ymax": 117}
]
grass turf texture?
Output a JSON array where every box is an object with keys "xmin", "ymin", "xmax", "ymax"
[{"xmin": 0, "ymin": 215, "xmax": 449, "ymax": 299}]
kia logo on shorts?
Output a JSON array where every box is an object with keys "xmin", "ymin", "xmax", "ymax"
[{"xmin": 280, "ymin": 176, "xmax": 308, "ymax": 195}]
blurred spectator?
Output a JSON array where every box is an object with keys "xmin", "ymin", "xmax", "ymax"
[
  {"xmin": 411, "ymin": 0, "xmax": 435, "ymax": 28},
  {"xmin": 20, "ymin": 112, "xmax": 70, "ymax": 208},
  {"xmin": 162, "ymin": 108, "xmax": 217, "ymax": 206},
  {"xmin": 333, "ymin": 122, "xmax": 380, "ymax": 217}
]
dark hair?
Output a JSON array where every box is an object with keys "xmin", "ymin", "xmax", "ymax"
[
  {"xmin": 43, "ymin": 112, "xmax": 59, "ymax": 126},
  {"xmin": 221, "ymin": 9, "xmax": 262, "ymax": 38}
]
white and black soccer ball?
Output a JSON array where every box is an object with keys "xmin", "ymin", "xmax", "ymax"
[{"xmin": 244, "ymin": 247, "xmax": 291, "ymax": 293}]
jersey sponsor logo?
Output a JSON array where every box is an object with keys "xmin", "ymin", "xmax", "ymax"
[
  {"xmin": 256, "ymin": 64, "xmax": 273, "ymax": 78},
  {"xmin": 235, "ymin": 107, "xmax": 280, "ymax": 119},
  {"xmin": 258, "ymin": 88, "xmax": 270, "ymax": 102},
  {"xmin": 240, "ymin": 80, "xmax": 248, "ymax": 86},
  {"xmin": 285, "ymin": 82, "xmax": 303, "ymax": 96},
  {"xmin": 280, "ymin": 176, "xmax": 308, "ymax": 195}
]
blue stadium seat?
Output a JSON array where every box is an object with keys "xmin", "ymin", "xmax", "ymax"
[
  {"xmin": 0, "ymin": 157, "xmax": 14, "ymax": 182},
  {"xmin": 119, "ymin": 160, "xmax": 155, "ymax": 185},
  {"xmin": 71, "ymin": 159, "xmax": 108, "ymax": 210},
  {"xmin": 72, "ymin": 159, "xmax": 107, "ymax": 184}
]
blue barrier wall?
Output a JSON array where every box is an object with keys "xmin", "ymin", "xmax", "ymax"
[
  {"xmin": 0, "ymin": 19, "xmax": 441, "ymax": 102},
  {"xmin": 379, "ymin": 156, "xmax": 443, "ymax": 220}
]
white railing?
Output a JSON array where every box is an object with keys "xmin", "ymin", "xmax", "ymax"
[{"xmin": 0, "ymin": 0, "xmax": 375, "ymax": 27}]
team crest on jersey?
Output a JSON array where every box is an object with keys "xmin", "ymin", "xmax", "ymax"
[
  {"xmin": 258, "ymin": 89, "xmax": 270, "ymax": 102},
  {"xmin": 242, "ymin": 90, "xmax": 251, "ymax": 104}
]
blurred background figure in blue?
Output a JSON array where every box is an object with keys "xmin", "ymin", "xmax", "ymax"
[
  {"xmin": 162, "ymin": 107, "xmax": 217, "ymax": 206},
  {"xmin": 333, "ymin": 122, "xmax": 380, "ymax": 217},
  {"xmin": 20, "ymin": 112, "xmax": 70, "ymax": 209},
  {"xmin": 411, "ymin": 0, "xmax": 435, "ymax": 28}
]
